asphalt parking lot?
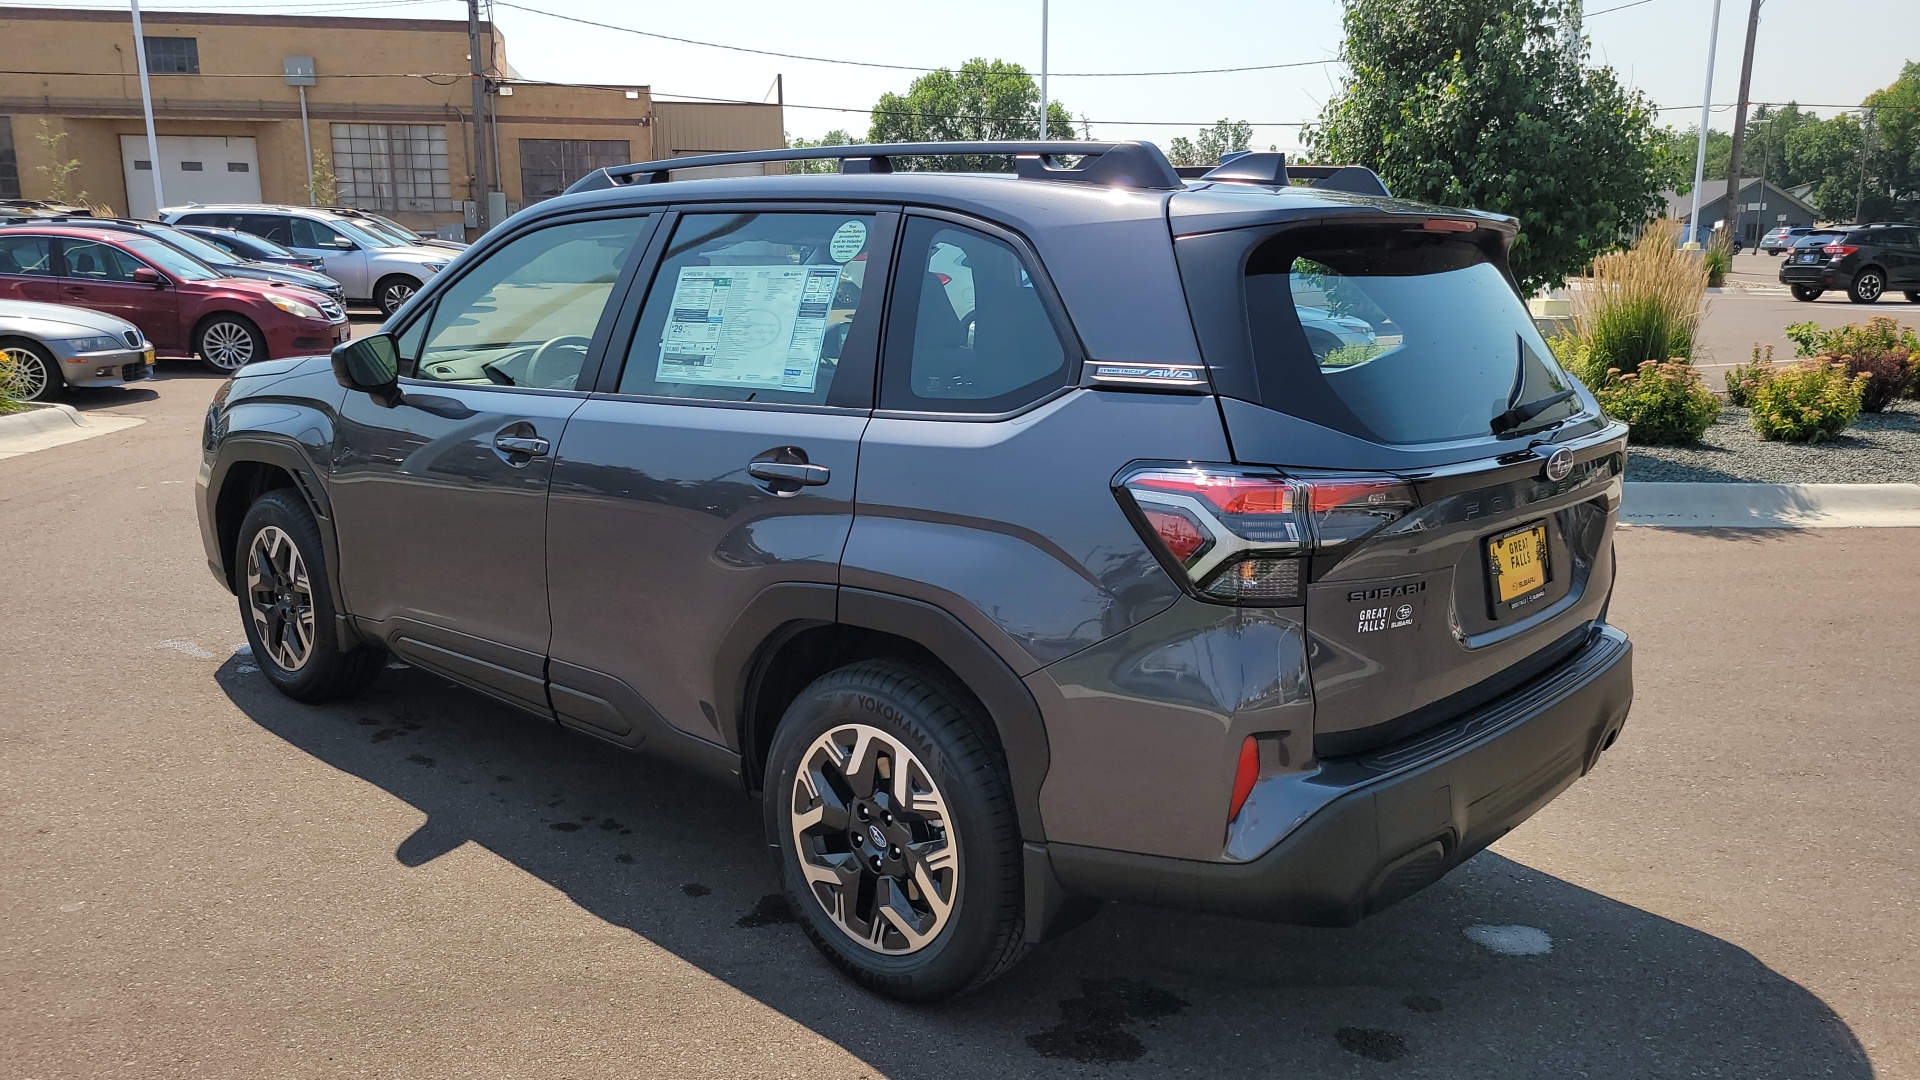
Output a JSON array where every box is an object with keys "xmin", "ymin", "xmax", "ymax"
[{"xmin": 3, "ymin": 370, "xmax": 1915, "ymax": 1078}]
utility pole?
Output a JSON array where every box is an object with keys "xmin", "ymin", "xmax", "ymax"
[
  {"xmin": 1723, "ymin": 0, "xmax": 1763, "ymax": 245},
  {"xmin": 1685, "ymin": 0, "xmax": 1725, "ymax": 248},
  {"xmin": 468, "ymin": 0, "xmax": 490, "ymax": 234},
  {"xmin": 1855, "ymin": 110, "xmax": 1873, "ymax": 223},
  {"xmin": 1037, "ymin": 0, "xmax": 1049, "ymax": 137}
]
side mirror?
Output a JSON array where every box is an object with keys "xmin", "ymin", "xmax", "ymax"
[
  {"xmin": 331, "ymin": 332, "xmax": 402, "ymax": 408},
  {"xmin": 131, "ymin": 267, "xmax": 167, "ymax": 287},
  {"xmin": 329, "ymin": 236, "xmax": 357, "ymax": 250}
]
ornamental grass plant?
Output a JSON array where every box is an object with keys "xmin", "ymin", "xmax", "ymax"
[
  {"xmin": 0, "ymin": 352, "xmax": 25, "ymax": 414},
  {"xmin": 1569, "ymin": 219, "xmax": 1707, "ymax": 378}
]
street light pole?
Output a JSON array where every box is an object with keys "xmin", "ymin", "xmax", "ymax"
[
  {"xmin": 1037, "ymin": 0, "xmax": 1049, "ymax": 137},
  {"xmin": 128, "ymin": 0, "xmax": 165, "ymax": 216},
  {"xmin": 1685, "ymin": 0, "xmax": 1726, "ymax": 248}
]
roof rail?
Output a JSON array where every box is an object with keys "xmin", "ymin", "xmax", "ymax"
[
  {"xmin": 1174, "ymin": 153, "xmax": 1392, "ymax": 198},
  {"xmin": 564, "ymin": 140, "xmax": 1184, "ymax": 195}
]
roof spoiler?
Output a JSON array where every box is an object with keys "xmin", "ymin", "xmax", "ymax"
[
  {"xmin": 564, "ymin": 140, "xmax": 1185, "ymax": 195},
  {"xmin": 1175, "ymin": 153, "xmax": 1393, "ymax": 197}
]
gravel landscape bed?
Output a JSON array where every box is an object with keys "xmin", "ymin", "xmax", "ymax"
[{"xmin": 1625, "ymin": 400, "xmax": 1920, "ymax": 484}]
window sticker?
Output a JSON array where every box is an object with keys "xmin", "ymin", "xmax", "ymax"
[
  {"xmin": 656, "ymin": 264, "xmax": 844, "ymax": 392},
  {"xmin": 829, "ymin": 220, "xmax": 868, "ymax": 264}
]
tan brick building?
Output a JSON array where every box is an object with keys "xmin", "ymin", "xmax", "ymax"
[{"xmin": 0, "ymin": 6, "xmax": 784, "ymax": 236}]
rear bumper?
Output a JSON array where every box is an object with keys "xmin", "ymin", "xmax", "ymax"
[{"xmin": 1047, "ymin": 624, "xmax": 1633, "ymax": 925}]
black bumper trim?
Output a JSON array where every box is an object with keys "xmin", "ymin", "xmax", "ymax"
[{"xmin": 1046, "ymin": 625, "xmax": 1633, "ymax": 926}]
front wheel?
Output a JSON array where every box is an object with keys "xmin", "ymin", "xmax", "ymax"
[
  {"xmin": 375, "ymin": 275, "xmax": 422, "ymax": 316},
  {"xmin": 1848, "ymin": 269, "xmax": 1885, "ymax": 304},
  {"xmin": 1790, "ymin": 285, "xmax": 1823, "ymax": 302},
  {"xmin": 1, "ymin": 338, "xmax": 64, "ymax": 401},
  {"xmin": 235, "ymin": 488, "xmax": 385, "ymax": 701},
  {"xmin": 766, "ymin": 660, "xmax": 1027, "ymax": 1002},
  {"xmin": 195, "ymin": 314, "xmax": 265, "ymax": 373}
]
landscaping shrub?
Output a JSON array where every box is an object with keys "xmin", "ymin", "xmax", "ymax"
[
  {"xmin": 1703, "ymin": 229, "xmax": 1734, "ymax": 288},
  {"xmin": 1747, "ymin": 360, "xmax": 1869, "ymax": 443},
  {"xmin": 1782, "ymin": 315, "xmax": 1920, "ymax": 359},
  {"xmin": 0, "ymin": 351, "xmax": 24, "ymax": 414},
  {"xmin": 1570, "ymin": 219, "xmax": 1707, "ymax": 377},
  {"xmin": 1592, "ymin": 359, "xmax": 1720, "ymax": 445},
  {"xmin": 1724, "ymin": 344, "xmax": 1775, "ymax": 407},
  {"xmin": 1833, "ymin": 345, "xmax": 1916, "ymax": 413}
]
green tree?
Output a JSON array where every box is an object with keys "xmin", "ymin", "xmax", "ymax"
[
  {"xmin": 784, "ymin": 128, "xmax": 854, "ymax": 174},
  {"xmin": 1306, "ymin": 0, "xmax": 1664, "ymax": 292},
  {"xmin": 868, "ymin": 58, "xmax": 1075, "ymax": 170},
  {"xmin": 34, "ymin": 119, "xmax": 87, "ymax": 205},
  {"xmin": 1166, "ymin": 119, "xmax": 1254, "ymax": 168},
  {"xmin": 1861, "ymin": 62, "xmax": 1920, "ymax": 220}
]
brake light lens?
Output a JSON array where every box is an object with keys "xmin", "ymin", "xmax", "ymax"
[
  {"xmin": 1119, "ymin": 466, "xmax": 1414, "ymax": 605},
  {"xmin": 1823, "ymin": 244, "xmax": 1858, "ymax": 257},
  {"xmin": 934, "ymin": 272, "xmax": 952, "ymax": 285}
]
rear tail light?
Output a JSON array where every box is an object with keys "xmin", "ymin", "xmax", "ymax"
[
  {"xmin": 1119, "ymin": 466, "xmax": 1415, "ymax": 605},
  {"xmin": 934, "ymin": 272, "xmax": 952, "ymax": 285},
  {"xmin": 1823, "ymin": 244, "xmax": 1858, "ymax": 257}
]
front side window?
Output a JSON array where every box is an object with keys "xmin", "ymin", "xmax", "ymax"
[
  {"xmin": 618, "ymin": 212, "xmax": 876, "ymax": 406},
  {"xmin": 1245, "ymin": 227, "xmax": 1577, "ymax": 444},
  {"xmin": 59, "ymin": 240, "xmax": 146, "ymax": 282},
  {"xmin": 411, "ymin": 216, "xmax": 647, "ymax": 390},
  {"xmin": 881, "ymin": 218, "xmax": 1070, "ymax": 414},
  {"xmin": 144, "ymin": 36, "xmax": 199, "ymax": 75},
  {"xmin": 0, "ymin": 234, "xmax": 53, "ymax": 276}
]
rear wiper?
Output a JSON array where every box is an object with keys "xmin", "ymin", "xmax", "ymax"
[{"xmin": 1491, "ymin": 388, "xmax": 1577, "ymax": 435}]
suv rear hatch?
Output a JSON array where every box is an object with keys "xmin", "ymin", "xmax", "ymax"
[
  {"xmin": 1169, "ymin": 195, "xmax": 1625, "ymax": 757},
  {"xmin": 1781, "ymin": 231, "xmax": 1847, "ymax": 279}
]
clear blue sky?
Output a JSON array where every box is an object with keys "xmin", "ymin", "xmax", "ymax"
[{"xmin": 19, "ymin": 0, "xmax": 1920, "ymax": 153}]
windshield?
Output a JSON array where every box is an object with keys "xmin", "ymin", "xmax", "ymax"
[
  {"xmin": 332, "ymin": 218, "xmax": 403, "ymax": 249},
  {"xmin": 119, "ymin": 236, "xmax": 219, "ymax": 281},
  {"xmin": 219, "ymin": 230, "xmax": 295, "ymax": 258},
  {"xmin": 146, "ymin": 225, "xmax": 240, "ymax": 267},
  {"xmin": 361, "ymin": 213, "xmax": 425, "ymax": 243},
  {"xmin": 1244, "ymin": 226, "xmax": 1579, "ymax": 444}
]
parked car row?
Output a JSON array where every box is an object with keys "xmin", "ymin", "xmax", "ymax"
[
  {"xmin": 1777, "ymin": 222, "xmax": 1920, "ymax": 303},
  {"xmin": 0, "ymin": 203, "xmax": 469, "ymax": 400}
]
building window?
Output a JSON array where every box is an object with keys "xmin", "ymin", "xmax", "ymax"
[
  {"xmin": 144, "ymin": 37, "xmax": 199, "ymax": 75},
  {"xmin": 180, "ymin": 161, "xmax": 204, "ymax": 172},
  {"xmin": 0, "ymin": 117, "xmax": 18, "ymax": 200},
  {"xmin": 331, "ymin": 123, "xmax": 454, "ymax": 213},
  {"xmin": 519, "ymin": 138, "xmax": 631, "ymax": 203},
  {"xmin": 228, "ymin": 162, "xmax": 249, "ymax": 173}
]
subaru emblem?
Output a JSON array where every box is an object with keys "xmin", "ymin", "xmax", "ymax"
[
  {"xmin": 1540, "ymin": 446, "xmax": 1574, "ymax": 482},
  {"xmin": 868, "ymin": 825, "xmax": 888, "ymax": 848}
]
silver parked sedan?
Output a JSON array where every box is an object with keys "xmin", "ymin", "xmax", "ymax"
[{"xmin": 0, "ymin": 299, "xmax": 154, "ymax": 401}]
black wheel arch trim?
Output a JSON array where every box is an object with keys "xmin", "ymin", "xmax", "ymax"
[{"xmin": 207, "ymin": 434, "xmax": 362, "ymax": 651}]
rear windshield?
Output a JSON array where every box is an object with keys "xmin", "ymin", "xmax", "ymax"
[{"xmin": 1244, "ymin": 226, "xmax": 1577, "ymax": 444}]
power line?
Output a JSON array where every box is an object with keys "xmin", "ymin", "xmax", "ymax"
[
  {"xmin": 1586, "ymin": 0, "xmax": 1662, "ymax": 16},
  {"xmin": 489, "ymin": 1, "xmax": 1340, "ymax": 78}
]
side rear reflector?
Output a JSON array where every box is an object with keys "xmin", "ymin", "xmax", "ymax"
[{"xmin": 1229, "ymin": 736, "xmax": 1260, "ymax": 823}]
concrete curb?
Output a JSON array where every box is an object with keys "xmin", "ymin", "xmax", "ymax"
[
  {"xmin": 1622, "ymin": 482, "xmax": 1920, "ymax": 529},
  {"xmin": 0, "ymin": 402, "xmax": 145, "ymax": 460}
]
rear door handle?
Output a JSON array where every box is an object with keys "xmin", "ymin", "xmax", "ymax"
[
  {"xmin": 748, "ymin": 461, "xmax": 830, "ymax": 486},
  {"xmin": 494, "ymin": 434, "xmax": 550, "ymax": 456}
]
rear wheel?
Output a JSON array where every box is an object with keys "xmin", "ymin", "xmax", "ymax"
[
  {"xmin": 1, "ymin": 338, "xmax": 63, "ymax": 401},
  {"xmin": 375, "ymin": 275, "xmax": 421, "ymax": 316},
  {"xmin": 766, "ymin": 660, "xmax": 1026, "ymax": 1002},
  {"xmin": 1847, "ymin": 269, "xmax": 1885, "ymax": 304},
  {"xmin": 235, "ymin": 488, "xmax": 384, "ymax": 701},
  {"xmin": 195, "ymin": 314, "xmax": 264, "ymax": 373},
  {"xmin": 1790, "ymin": 285, "xmax": 1823, "ymax": 302},
  {"xmin": 1905, "ymin": 291, "xmax": 1920, "ymax": 304}
]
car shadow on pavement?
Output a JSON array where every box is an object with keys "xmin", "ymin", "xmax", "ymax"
[{"xmin": 219, "ymin": 660, "xmax": 1874, "ymax": 1079}]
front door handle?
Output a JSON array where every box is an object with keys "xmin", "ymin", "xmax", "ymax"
[
  {"xmin": 749, "ymin": 461, "xmax": 830, "ymax": 487},
  {"xmin": 494, "ymin": 434, "xmax": 550, "ymax": 456}
]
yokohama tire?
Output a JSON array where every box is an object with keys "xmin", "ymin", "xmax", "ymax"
[
  {"xmin": 234, "ymin": 488, "xmax": 385, "ymax": 702},
  {"xmin": 765, "ymin": 660, "xmax": 1028, "ymax": 1002}
]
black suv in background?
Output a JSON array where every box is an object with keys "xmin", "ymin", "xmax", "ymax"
[
  {"xmin": 196, "ymin": 142, "xmax": 1634, "ymax": 1002},
  {"xmin": 1779, "ymin": 222, "xmax": 1920, "ymax": 303}
]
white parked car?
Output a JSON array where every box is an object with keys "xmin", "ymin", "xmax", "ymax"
[
  {"xmin": 0, "ymin": 298, "xmax": 153, "ymax": 401},
  {"xmin": 158, "ymin": 204, "xmax": 451, "ymax": 315}
]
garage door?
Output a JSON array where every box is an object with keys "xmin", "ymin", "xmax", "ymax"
[{"xmin": 120, "ymin": 135, "xmax": 262, "ymax": 219}]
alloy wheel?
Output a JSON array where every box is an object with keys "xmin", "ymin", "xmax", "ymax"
[
  {"xmin": 1856, "ymin": 273, "xmax": 1883, "ymax": 301},
  {"xmin": 789, "ymin": 723, "xmax": 959, "ymax": 955},
  {"xmin": 380, "ymin": 280, "xmax": 417, "ymax": 314},
  {"xmin": 202, "ymin": 321, "xmax": 256, "ymax": 369},
  {"xmin": 1, "ymin": 345, "xmax": 50, "ymax": 400},
  {"xmin": 245, "ymin": 525, "xmax": 316, "ymax": 672}
]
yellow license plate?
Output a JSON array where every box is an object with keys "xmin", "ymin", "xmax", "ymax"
[
  {"xmin": 1488, "ymin": 523, "xmax": 1549, "ymax": 603},
  {"xmin": 143, "ymin": 347, "xmax": 155, "ymax": 365}
]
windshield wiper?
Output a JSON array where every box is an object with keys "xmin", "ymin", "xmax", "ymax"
[{"xmin": 1491, "ymin": 388, "xmax": 1577, "ymax": 435}]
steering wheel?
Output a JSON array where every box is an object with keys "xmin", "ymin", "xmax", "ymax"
[{"xmin": 524, "ymin": 334, "xmax": 593, "ymax": 390}]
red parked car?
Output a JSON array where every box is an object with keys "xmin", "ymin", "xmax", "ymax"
[{"xmin": 0, "ymin": 225, "xmax": 348, "ymax": 373}]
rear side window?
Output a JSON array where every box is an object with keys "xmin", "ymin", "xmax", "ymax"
[
  {"xmin": 0, "ymin": 234, "xmax": 53, "ymax": 276},
  {"xmin": 1244, "ymin": 227, "xmax": 1577, "ymax": 444},
  {"xmin": 881, "ymin": 217, "xmax": 1071, "ymax": 414},
  {"xmin": 618, "ymin": 211, "xmax": 876, "ymax": 406}
]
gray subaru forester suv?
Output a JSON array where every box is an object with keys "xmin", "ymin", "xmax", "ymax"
[{"xmin": 196, "ymin": 142, "xmax": 1633, "ymax": 1002}]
